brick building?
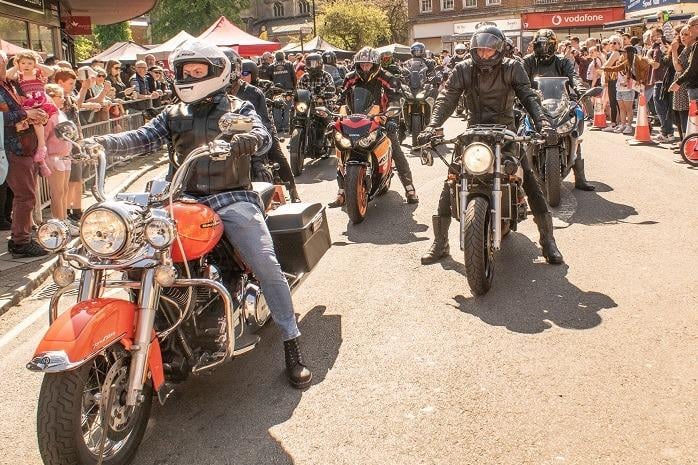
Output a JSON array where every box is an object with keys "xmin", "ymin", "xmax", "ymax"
[{"xmin": 407, "ymin": 0, "xmax": 626, "ymax": 53}]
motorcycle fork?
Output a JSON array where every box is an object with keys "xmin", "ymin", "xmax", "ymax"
[
  {"xmin": 78, "ymin": 269, "xmax": 104, "ymax": 301},
  {"xmin": 458, "ymin": 169, "xmax": 469, "ymax": 252},
  {"xmin": 491, "ymin": 143, "xmax": 503, "ymax": 251},
  {"xmin": 125, "ymin": 268, "xmax": 161, "ymax": 406}
]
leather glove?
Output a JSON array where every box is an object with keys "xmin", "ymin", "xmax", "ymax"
[
  {"xmin": 417, "ymin": 126, "xmax": 437, "ymax": 146},
  {"xmin": 230, "ymin": 133, "xmax": 258, "ymax": 157}
]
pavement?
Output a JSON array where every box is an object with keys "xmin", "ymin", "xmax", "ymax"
[
  {"xmin": 0, "ymin": 152, "xmax": 169, "ymax": 316},
  {"xmin": 0, "ymin": 117, "xmax": 696, "ymax": 465}
]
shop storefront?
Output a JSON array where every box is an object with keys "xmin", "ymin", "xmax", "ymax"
[
  {"xmin": 521, "ymin": 6, "xmax": 626, "ymax": 51},
  {"xmin": 413, "ymin": 16, "xmax": 521, "ymax": 53},
  {"xmin": 0, "ymin": 0, "xmax": 64, "ymax": 58}
]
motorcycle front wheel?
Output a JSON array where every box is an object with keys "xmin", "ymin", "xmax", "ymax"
[
  {"xmin": 289, "ymin": 129, "xmax": 305, "ymax": 176},
  {"xmin": 411, "ymin": 113, "xmax": 423, "ymax": 147},
  {"xmin": 545, "ymin": 147, "xmax": 562, "ymax": 207},
  {"xmin": 463, "ymin": 196, "xmax": 494, "ymax": 296},
  {"xmin": 345, "ymin": 164, "xmax": 369, "ymax": 224},
  {"xmin": 680, "ymin": 134, "xmax": 698, "ymax": 167},
  {"xmin": 37, "ymin": 347, "xmax": 152, "ymax": 465}
]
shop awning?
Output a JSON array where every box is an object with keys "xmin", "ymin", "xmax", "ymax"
[
  {"xmin": 603, "ymin": 13, "xmax": 693, "ymax": 30},
  {"xmin": 60, "ymin": 0, "xmax": 157, "ymax": 26},
  {"xmin": 136, "ymin": 31, "xmax": 195, "ymax": 61}
]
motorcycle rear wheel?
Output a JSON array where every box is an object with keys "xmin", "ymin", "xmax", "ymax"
[
  {"xmin": 289, "ymin": 129, "xmax": 305, "ymax": 176},
  {"xmin": 680, "ymin": 134, "xmax": 698, "ymax": 167},
  {"xmin": 37, "ymin": 347, "xmax": 152, "ymax": 465},
  {"xmin": 545, "ymin": 147, "xmax": 562, "ymax": 207},
  {"xmin": 345, "ymin": 164, "xmax": 369, "ymax": 224},
  {"xmin": 463, "ymin": 197, "xmax": 494, "ymax": 296}
]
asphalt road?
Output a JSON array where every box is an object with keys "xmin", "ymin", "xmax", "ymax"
[{"xmin": 0, "ymin": 116, "xmax": 696, "ymax": 465}]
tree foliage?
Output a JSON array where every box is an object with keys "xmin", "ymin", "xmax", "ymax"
[
  {"xmin": 317, "ymin": 0, "xmax": 390, "ymax": 50},
  {"xmin": 150, "ymin": 0, "xmax": 249, "ymax": 43},
  {"xmin": 372, "ymin": 0, "xmax": 408, "ymax": 45},
  {"xmin": 74, "ymin": 36, "xmax": 100, "ymax": 62},
  {"xmin": 93, "ymin": 23, "xmax": 133, "ymax": 50}
]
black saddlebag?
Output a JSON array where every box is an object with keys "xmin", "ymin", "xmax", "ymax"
[{"xmin": 266, "ymin": 203, "xmax": 331, "ymax": 274}]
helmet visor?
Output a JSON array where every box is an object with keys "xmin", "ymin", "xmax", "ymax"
[
  {"xmin": 470, "ymin": 32, "xmax": 504, "ymax": 52},
  {"xmin": 174, "ymin": 59, "xmax": 224, "ymax": 84},
  {"xmin": 307, "ymin": 56, "xmax": 323, "ymax": 69}
]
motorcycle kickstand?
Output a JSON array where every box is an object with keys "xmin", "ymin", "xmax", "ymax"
[{"xmin": 95, "ymin": 383, "xmax": 118, "ymax": 465}]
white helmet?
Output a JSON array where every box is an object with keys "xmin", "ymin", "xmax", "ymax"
[
  {"xmin": 169, "ymin": 39, "xmax": 231, "ymax": 104},
  {"xmin": 454, "ymin": 43, "xmax": 467, "ymax": 55}
]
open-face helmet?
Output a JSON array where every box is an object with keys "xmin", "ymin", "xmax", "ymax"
[{"xmin": 241, "ymin": 59, "xmax": 258, "ymax": 83}]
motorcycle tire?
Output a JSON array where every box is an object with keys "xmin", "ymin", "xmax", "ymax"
[
  {"xmin": 680, "ymin": 134, "xmax": 698, "ymax": 167},
  {"xmin": 411, "ymin": 113, "xmax": 422, "ymax": 147},
  {"xmin": 289, "ymin": 129, "xmax": 305, "ymax": 176},
  {"xmin": 545, "ymin": 147, "xmax": 562, "ymax": 207},
  {"xmin": 463, "ymin": 196, "xmax": 494, "ymax": 296},
  {"xmin": 37, "ymin": 348, "xmax": 152, "ymax": 465},
  {"xmin": 345, "ymin": 164, "xmax": 369, "ymax": 224}
]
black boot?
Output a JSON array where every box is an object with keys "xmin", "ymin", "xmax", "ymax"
[
  {"xmin": 289, "ymin": 186, "xmax": 301, "ymax": 203},
  {"xmin": 573, "ymin": 159, "xmax": 595, "ymax": 191},
  {"xmin": 421, "ymin": 216, "xmax": 450, "ymax": 265},
  {"xmin": 284, "ymin": 337, "xmax": 312, "ymax": 389},
  {"xmin": 533, "ymin": 213, "xmax": 564, "ymax": 265}
]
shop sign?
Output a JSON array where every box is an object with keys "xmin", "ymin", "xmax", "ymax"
[
  {"xmin": 0, "ymin": 0, "xmax": 44, "ymax": 14},
  {"xmin": 625, "ymin": 0, "xmax": 697, "ymax": 14},
  {"xmin": 521, "ymin": 7, "xmax": 626, "ymax": 30},
  {"xmin": 454, "ymin": 18, "xmax": 521, "ymax": 35},
  {"xmin": 64, "ymin": 16, "xmax": 92, "ymax": 36}
]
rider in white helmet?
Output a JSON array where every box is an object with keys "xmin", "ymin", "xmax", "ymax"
[{"xmin": 88, "ymin": 39, "xmax": 313, "ymax": 389}]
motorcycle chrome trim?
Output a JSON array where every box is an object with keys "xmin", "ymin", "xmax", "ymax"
[
  {"xmin": 492, "ymin": 143, "xmax": 503, "ymax": 251},
  {"xmin": 80, "ymin": 201, "xmax": 146, "ymax": 260},
  {"xmin": 459, "ymin": 171, "xmax": 468, "ymax": 252},
  {"xmin": 64, "ymin": 247, "xmax": 158, "ymax": 271},
  {"xmin": 26, "ymin": 350, "xmax": 88, "ymax": 372}
]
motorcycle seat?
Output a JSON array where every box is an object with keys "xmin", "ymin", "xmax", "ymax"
[{"xmin": 252, "ymin": 182, "xmax": 275, "ymax": 209}]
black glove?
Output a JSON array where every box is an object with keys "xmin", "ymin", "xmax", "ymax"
[
  {"xmin": 230, "ymin": 133, "xmax": 259, "ymax": 157},
  {"xmin": 417, "ymin": 126, "xmax": 437, "ymax": 146}
]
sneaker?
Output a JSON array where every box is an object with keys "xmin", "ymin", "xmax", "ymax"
[
  {"xmin": 654, "ymin": 134, "xmax": 673, "ymax": 143},
  {"xmin": 613, "ymin": 124, "xmax": 626, "ymax": 133},
  {"xmin": 10, "ymin": 240, "xmax": 48, "ymax": 258},
  {"xmin": 623, "ymin": 125, "xmax": 634, "ymax": 135},
  {"xmin": 602, "ymin": 125, "xmax": 617, "ymax": 132}
]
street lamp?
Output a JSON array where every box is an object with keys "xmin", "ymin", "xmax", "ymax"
[{"xmin": 312, "ymin": 0, "xmax": 317, "ymax": 37}]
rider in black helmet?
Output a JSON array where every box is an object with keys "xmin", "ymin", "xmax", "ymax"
[
  {"xmin": 322, "ymin": 50, "xmax": 346, "ymax": 86},
  {"xmin": 267, "ymin": 51, "xmax": 296, "ymax": 133},
  {"xmin": 298, "ymin": 52, "xmax": 335, "ymax": 97}
]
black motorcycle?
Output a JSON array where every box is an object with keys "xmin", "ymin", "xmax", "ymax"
[
  {"xmin": 402, "ymin": 66, "xmax": 439, "ymax": 147},
  {"xmin": 289, "ymin": 88, "xmax": 335, "ymax": 176}
]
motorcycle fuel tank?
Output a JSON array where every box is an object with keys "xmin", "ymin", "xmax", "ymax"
[{"xmin": 170, "ymin": 201, "xmax": 224, "ymax": 263}]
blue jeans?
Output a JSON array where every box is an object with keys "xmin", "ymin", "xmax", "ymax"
[
  {"xmin": 653, "ymin": 82, "xmax": 674, "ymax": 136},
  {"xmin": 273, "ymin": 98, "xmax": 292, "ymax": 132},
  {"xmin": 217, "ymin": 201, "xmax": 300, "ymax": 341}
]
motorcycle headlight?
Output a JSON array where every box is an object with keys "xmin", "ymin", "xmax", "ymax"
[
  {"xmin": 37, "ymin": 220, "xmax": 70, "ymax": 252},
  {"xmin": 462, "ymin": 143, "xmax": 494, "ymax": 175},
  {"xmin": 80, "ymin": 208, "xmax": 129, "ymax": 258},
  {"xmin": 556, "ymin": 117, "xmax": 577, "ymax": 134},
  {"xmin": 145, "ymin": 218, "xmax": 175, "ymax": 249},
  {"xmin": 415, "ymin": 91, "xmax": 426, "ymax": 99},
  {"xmin": 295, "ymin": 102, "xmax": 308, "ymax": 113},
  {"xmin": 335, "ymin": 132, "xmax": 352, "ymax": 149},
  {"xmin": 357, "ymin": 131, "xmax": 377, "ymax": 148}
]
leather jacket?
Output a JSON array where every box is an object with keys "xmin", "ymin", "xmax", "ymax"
[
  {"xmin": 341, "ymin": 69, "xmax": 401, "ymax": 112},
  {"xmin": 429, "ymin": 57, "xmax": 546, "ymax": 131},
  {"xmin": 522, "ymin": 53, "xmax": 587, "ymax": 98}
]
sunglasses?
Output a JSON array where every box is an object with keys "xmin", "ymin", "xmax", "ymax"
[{"xmin": 97, "ymin": 74, "xmax": 106, "ymax": 77}]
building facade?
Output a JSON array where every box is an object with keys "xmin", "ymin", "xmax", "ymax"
[
  {"xmin": 240, "ymin": 0, "xmax": 315, "ymax": 45},
  {"xmin": 408, "ymin": 0, "xmax": 626, "ymax": 53},
  {"xmin": 0, "ymin": 0, "xmax": 64, "ymax": 58}
]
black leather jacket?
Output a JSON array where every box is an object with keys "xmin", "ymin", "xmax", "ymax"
[
  {"xmin": 429, "ymin": 57, "xmax": 546, "ymax": 131},
  {"xmin": 522, "ymin": 53, "xmax": 587, "ymax": 98},
  {"xmin": 341, "ymin": 69, "xmax": 401, "ymax": 111}
]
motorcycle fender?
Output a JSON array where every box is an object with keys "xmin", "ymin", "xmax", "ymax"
[
  {"xmin": 373, "ymin": 138, "xmax": 391, "ymax": 173},
  {"xmin": 28, "ymin": 298, "xmax": 165, "ymax": 392}
]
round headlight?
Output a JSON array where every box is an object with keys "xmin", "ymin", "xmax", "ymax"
[
  {"xmin": 357, "ymin": 131, "xmax": 377, "ymax": 148},
  {"xmin": 339, "ymin": 137, "xmax": 352, "ymax": 149},
  {"xmin": 462, "ymin": 143, "xmax": 494, "ymax": 175},
  {"xmin": 80, "ymin": 208, "xmax": 128, "ymax": 257},
  {"xmin": 37, "ymin": 220, "xmax": 70, "ymax": 252},
  {"xmin": 145, "ymin": 218, "xmax": 175, "ymax": 249},
  {"xmin": 296, "ymin": 102, "xmax": 308, "ymax": 113}
]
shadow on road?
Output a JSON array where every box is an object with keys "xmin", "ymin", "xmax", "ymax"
[
  {"xmin": 294, "ymin": 157, "xmax": 337, "ymax": 185},
  {"xmin": 567, "ymin": 181, "xmax": 658, "ymax": 226},
  {"xmin": 133, "ymin": 305, "xmax": 341, "ymax": 465},
  {"xmin": 450, "ymin": 233, "xmax": 617, "ymax": 334}
]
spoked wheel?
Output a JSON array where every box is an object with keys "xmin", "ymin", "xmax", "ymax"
[
  {"xmin": 289, "ymin": 129, "xmax": 305, "ymax": 176},
  {"xmin": 545, "ymin": 147, "xmax": 562, "ymax": 207},
  {"xmin": 463, "ymin": 197, "xmax": 495, "ymax": 296},
  {"xmin": 345, "ymin": 164, "xmax": 369, "ymax": 224},
  {"xmin": 37, "ymin": 347, "xmax": 152, "ymax": 465},
  {"xmin": 680, "ymin": 134, "xmax": 698, "ymax": 167}
]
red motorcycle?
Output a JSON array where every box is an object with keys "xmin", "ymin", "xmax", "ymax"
[{"xmin": 27, "ymin": 116, "xmax": 331, "ymax": 465}]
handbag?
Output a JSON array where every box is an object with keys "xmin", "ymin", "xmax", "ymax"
[{"xmin": 0, "ymin": 113, "xmax": 7, "ymax": 184}]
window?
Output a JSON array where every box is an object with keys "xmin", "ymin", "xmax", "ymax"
[
  {"xmin": 464, "ymin": 0, "xmax": 477, "ymax": 7},
  {"xmin": 30, "ymin": 24, "xmax": 55, "ymax": 55},
  {"xmin": 420, "ymin": 0, "xmax": 432, "ymax": 13},
  {"xmin": 441, "ymin": 0, "xmax": 454, "ymax": 10},
  {"xmin": 273, "ymin": 2, "xmax": 285, "ymax": 17},
  {"xmin": 0, "ymin": 17, "xmax": 29, "ymax": 48},
  {"xmin": 299, "ymin": 0, "xmax": 311, "ymax": 15},
  {"xmin": 485, "ymin": 0, "xmax": 501, "ymax": 5}
]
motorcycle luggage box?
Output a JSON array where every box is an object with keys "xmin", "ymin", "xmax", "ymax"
[{"xmin": 267, "ymin": 203, "xmax": 331, "ymax": 274}]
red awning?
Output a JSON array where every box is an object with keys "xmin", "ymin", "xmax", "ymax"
[{"xmin": 197, "ymin": 16, "xmax": 280, "ymax": 56}]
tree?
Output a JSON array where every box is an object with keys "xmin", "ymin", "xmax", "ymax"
[
  {"xmin": 373, "ymin": 0, "xmax": 408, "ymax": 45},
  {"xmin": 74, "ymin": 36, "xmax": 100, "ymax": 62},
  {"xmin": 150, "ymin": 0, "xmax": 249, "ymax": 43},
  {"xmin": 93, "ymin": 22, "xmax": 133, "ymax": 49},
  {"xmin": 317, "ymin": 0, "xmax": 390, "ymax": 50}
]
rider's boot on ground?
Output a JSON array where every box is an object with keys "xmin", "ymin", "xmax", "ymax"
[
  {"xmin": 573, "ymin": 158, "xmax": 595, "ymax": 191},
  {"xmin": 328, "ymin": 191, "xmax": 345, "ymax": 208},
  {"xmin": 533, "ymin": 213, "xmax": 564, "ymax": 264},
  {"xmin": 284, "ymin": 337, "xmax": 312, "ymax": 389},
  {"xmin": 405, "ymin": 185, "xmax": 419, "ymax": 204},
  {"xmin": 421, "ymin": 215, "xmax": 451, "ymax": 265}
]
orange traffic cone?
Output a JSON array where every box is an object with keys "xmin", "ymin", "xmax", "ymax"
[
  {"xmin": 628, "ymin": 91, "xmax": 655, "ymax": 145},
  {"xmin": 591, "ymin": 88, "xmax": 607, "ymax": 129}
]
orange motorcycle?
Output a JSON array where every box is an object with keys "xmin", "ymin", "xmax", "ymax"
[{"xmin": 27, "ymin": 117, "xmax": 331, "ymax": 465}]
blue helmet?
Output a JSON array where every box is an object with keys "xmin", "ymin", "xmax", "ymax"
[{"xmin": 411, "ymin": 42, "xmax": 426, "ymax": 58}]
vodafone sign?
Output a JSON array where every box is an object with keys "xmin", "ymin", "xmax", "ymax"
[{"xmin": 521, "ymin": 7, "xmax": 625, "ymax": 30}]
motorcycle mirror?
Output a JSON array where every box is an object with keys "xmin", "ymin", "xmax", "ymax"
[
  {"xmin": 218, "ymin": 112, "xmax": 254, "ymax": 135},
  {"xmin": 420, "ymin": 148, "xmax": 434, "ymax": 166},
  {"xmin": 54, "ymin": 121, "xmax": 79, "ymax": 141}
]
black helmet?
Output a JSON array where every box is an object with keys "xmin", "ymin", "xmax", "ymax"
[
  {"xmin": 470, "ymin": 25, "xmax": 505, "ymax": 70},
  {"xmin": 241, "ymin": 59, "xmax": 258, "ymax": 83},
  {"xmin": 503, "ymin": 38, "xmax": 514, "ymax": 58},
  {"xmin": 275, "ymin": 51, "xmax": 285, "ymax": 62},
  {"xmin": 219, "ymin": 47, "xmax": 241, "ymax": 82},
  {"xmin": 322, "ymin": 50, "xmax": 337, "ymax": 66},
  {"xmin": 410, "ymin": 42, "xmax": 425, "ymax": 58},
  {"xmin": 533, "ymin": 29, "xmax": 557, "ymax": 63},
  {"xmin": 354, "ymin": 46, "xmax": 380, "ymax": 82},
  {"xmin": 306, "ymin": 52, "xmax": 323, "ymax": 77}
]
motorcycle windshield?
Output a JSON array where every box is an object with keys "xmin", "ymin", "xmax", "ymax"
[
  {"xmin": 409, "ymin": 69, "xmax": 427, "ymax": 90},
  {"xmin": 535, "ymin": 77, "xmax": 569, "ymax": 118},
  {"xmin": 350, "ymin": 87, "xmax": 377, "ymax": 115}
]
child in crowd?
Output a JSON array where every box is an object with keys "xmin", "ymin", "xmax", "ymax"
[{"xmin": 43, "ymin": 84, "xmax": 72, "ymax": 221}]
